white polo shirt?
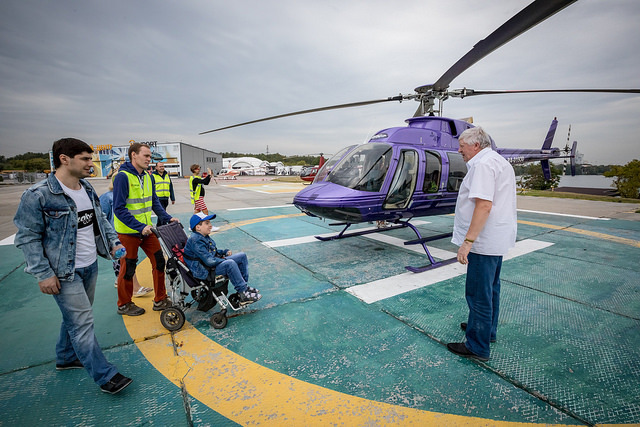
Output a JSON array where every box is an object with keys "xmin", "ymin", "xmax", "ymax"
[{"xmin": 452, "ymin": 147, "xmax": 517, "ymax": 256}]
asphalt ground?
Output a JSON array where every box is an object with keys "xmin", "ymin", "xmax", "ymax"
[{"xmin": 0, "ymin": 177, "xmax": 639, "ymax": 426}]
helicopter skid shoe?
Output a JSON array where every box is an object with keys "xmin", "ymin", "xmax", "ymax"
[{"xmin": 405, "ymin": 257, "xmax": 457, "ymax": 273}]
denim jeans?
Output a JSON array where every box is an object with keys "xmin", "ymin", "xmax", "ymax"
[
  {"xmin": 53, "ymin": 261, "xmax": 118, "ymax": 386},
  {"xmin": 211, "ymin": 252, "xmax": 249, "ymax": 293},
  {"xmin": 464, "ymin": 252, "xmax": 502, "ymax": 359}
]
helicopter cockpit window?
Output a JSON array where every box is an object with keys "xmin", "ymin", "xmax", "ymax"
[
  {"xmin": 446, "ymin": 152, "xmax": 467, "ymax": 192},
  {"xmin": 313, "ymin": 144, "xmax": 357, "ymax": 184},
  {"xmin": 384, "ymin": 150, "xmax": 418, "ymax": 209},
  {"xmin": 326, "ymin": 143, "xmax": 392, "ymax": 192},
  {"xmin": 423, "ymin": 151, "xmax": 441, "ymax": 193}
]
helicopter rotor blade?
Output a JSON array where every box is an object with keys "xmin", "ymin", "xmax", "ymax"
[
  {"xmin": 415, "ymin": 0, "xmax": 578, "ymax": 94},
  {"xmin": 199, "ymin": 95, "xmax": 406, "ymax": 135},
  {"xmin": 449, "ymin": 88, "xmax": 640, "ymax": 98}
]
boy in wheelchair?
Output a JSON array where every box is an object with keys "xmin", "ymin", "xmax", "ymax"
[{"xmin": 184, "ymin": 213, "xmax": 261, "ymax": 306}]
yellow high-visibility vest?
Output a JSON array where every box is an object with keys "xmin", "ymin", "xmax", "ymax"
[
  {"xmin": 154, "ymin": 173, "xmax": 171, "ymax": 198},
  {"xmin": 114, "ymin": 171, "xmax": 153, "ymax": 233},
  {"xmin": 189, "ymin": 175, "xmax": 202, "ymax": 204}
]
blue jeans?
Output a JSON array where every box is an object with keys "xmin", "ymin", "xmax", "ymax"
[
  {"xmin": 53, "ymin": 261, "xmax": 118, "ymax": 386},
  {"xmin": 212, "ymin": 252, "xmax": 249, "ymax": 293},
  {"xmin": 464, "ymin": 252, "xmax": 502, "ymax": 359}
]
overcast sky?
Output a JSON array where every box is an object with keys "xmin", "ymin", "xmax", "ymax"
[{"xmin": 1, "ymin": 0, "xmax": 639, "ymax": 165}]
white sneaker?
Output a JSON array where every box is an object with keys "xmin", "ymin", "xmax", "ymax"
[{"xmin": 210, "ymin": 225, "xmax": 220, "ymax": 232}]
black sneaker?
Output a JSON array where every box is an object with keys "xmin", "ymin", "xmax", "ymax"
[
  {"xmin": 460, "ymin": 322, "xmax": 496, "ymax": 343},
  {"xmin": 100, "ymin": 373, "xmax": 132, "ymax": 394},
  {"xmin": 246, "ymin": 286, "xmax": 260, "ymax": 294},
  {"xmin": 153, "ymin": 297, "xmax": 173, "ymax": 311},
  {"xmin": 56, "ymin": 359, "xmax": 83, "ymax": 370},
  {"xmin": 237, "ymin": 291, "xmax": 261, "ymax": 306},
  {"xmin": 117, "ymin": 302, "xmax": 145, "ymax": 316}
]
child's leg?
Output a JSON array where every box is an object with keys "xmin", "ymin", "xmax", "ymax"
[
  {"xmin": 215, "ymin": 259, "xmax": 247, "ymax": 293},
  {"xmin": 225, "ymin": 252, "xmax": 249, "ymax": 283}
]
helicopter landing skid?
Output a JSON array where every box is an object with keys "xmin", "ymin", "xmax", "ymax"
[
  {"xmin": 315, "ymin": 222, "xmax": 407, "ymax": 241},
  {"xmin": 315, "ymin": 221, "xmax": 456, "ymax": 273}
]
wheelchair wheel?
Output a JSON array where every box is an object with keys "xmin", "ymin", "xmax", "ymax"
[
  {"xmin": 161, "ymin": 307, "xmax": 185, "ymax": 331},
  {"xmin": 210, "ymin": 310, "xmax": 227, "ymax": 329}
]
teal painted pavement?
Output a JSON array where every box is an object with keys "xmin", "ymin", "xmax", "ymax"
[{"xmin": 1, "ymin": 205, "xmax": 639, "ymax": 425}]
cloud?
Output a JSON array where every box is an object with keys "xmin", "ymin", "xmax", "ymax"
[{"xmin": 1, "ymin": 0, "xmax": 639, "ymax": 165}]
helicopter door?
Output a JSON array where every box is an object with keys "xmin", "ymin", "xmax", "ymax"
[
  {"xmin": 446, "ymin": 152, "xmax": 467, "ymax": 192},
  {"xmin": 423, "ymin": 150, "xmax": 442, "ymax": 193},
  {"xmin": 383, "ymin": 150, "xmax": 418, "ymax": 209}
]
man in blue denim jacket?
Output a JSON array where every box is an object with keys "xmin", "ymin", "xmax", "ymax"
[{"xmin": 14, "ymin": 138, "xmax": 132, "ymax": 395}]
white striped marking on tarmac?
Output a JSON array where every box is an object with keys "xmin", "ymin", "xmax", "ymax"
[
  {"xmin": 262, "ymin": 220, "xmax": 430, "ymax": 249},
  {"xmin": 517, "ymin": 209, "xmax": 610, "ymax": 220},
  {"xmin": 228, "ymin": 205, "xmax": 294, "ymax": 211},
  {"xmin": 347, "ymin": 239, "xmax": 554, "ymax": 304}
]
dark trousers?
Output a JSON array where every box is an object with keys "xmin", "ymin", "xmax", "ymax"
[
  {"xmin": 464, "ymin": 252, "xmax": 502, "ymax": 358},
  {"xmin": 157, "ymin": 197, "xmax": 170, "ymax": 226}
]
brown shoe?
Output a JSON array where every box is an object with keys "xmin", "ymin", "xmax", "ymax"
[{"xmin": 447, "ymin": 342, "xmax": 489, "ymax": 362}]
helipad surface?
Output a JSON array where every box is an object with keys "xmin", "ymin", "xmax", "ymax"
[{"xmin": 0, "ymin": 178, "xmax": 638, "ymax": 426}]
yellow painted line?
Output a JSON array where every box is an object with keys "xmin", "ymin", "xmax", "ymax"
[
  {"xmin": 215, "ymin": 213, "xmax": 306, "ymax": 233},
  {"xmin": 122, "ymin": 214, "xmax": 633, "ymax": 425},
  {"xmin": 129, "ymin": 261, "xmax": 576, "ymax": 426},
  {"xmin": 518, "ymin": 220, "xmax": 640, "ymax": 248}
]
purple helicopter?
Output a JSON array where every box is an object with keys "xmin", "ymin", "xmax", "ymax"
[{"xmin": 200, "ymin": 0, "xmax": 639, "ymax": 272}]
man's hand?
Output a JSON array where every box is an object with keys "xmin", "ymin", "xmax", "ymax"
[
  {"xmin": 111, "ymin": 244, "xmax": 125, "ymax": 258},
  {"xmin": 226, "ymin": 250, "xmax": 232, "ymax": 256},
  {"xmin": 171, "ymin": 200, "xmax": 175, "ymax": 205},
  {"xmin": 142, "ymin": 225, "xmax": 153, "ymax": 236},
  {"xmin": 170, "ymin": 217, "xmax": 179, "ymax": 223},
  {"xmin": 39, "ymin": 276, "xmax": 61, "ymax": 295},
  {"xmin": 457, "ymin": 241, "xmax": 472, "ymax": 265}
]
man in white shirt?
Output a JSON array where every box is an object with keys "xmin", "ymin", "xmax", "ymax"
[{"xmin": 447, "ymin": 127, "xmax": 517, "ymax": 362}]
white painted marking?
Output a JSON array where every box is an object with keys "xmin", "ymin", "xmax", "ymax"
[
  {"xmin": 347, "ymin": 239, "xmax": 554, "ymax": 304},
  {"xmin": 363, "ymin": 233, "xmax": 456, "ymax": 260},
  {"xmin": 229, "ymin": 186, "xmax": 270, "ymax": 194},
  {"xmin": 0, "ymin": 234, "xmax": 15, "ymax": 246},
  {"xmin": 262, "ymin": 221, "xmax": 430, "ymax": 249},
  {"xmin": 517, "ymin": 209, "xmax": 609, "ymax": 221},
  {"xmin": 228, "ymin": 205, "xmax": 294, "ymax": 211}
]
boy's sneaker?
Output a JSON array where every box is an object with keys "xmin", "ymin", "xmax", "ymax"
[
  {"xmin": 237, "ymin": 290, "xmax": 261, "ymax": 306},
  {"xmin": 100, "ymin": 373, "xmax": 132, "ymax": 394},
  {"xmin": 246, "ymin": 286, "xmax": 260, "ymax": 294},
  {"xmin": 56, "ymin": 359, "xmax": 83, "ymax": 370},
  {"xmin": 117, "ymin": 302, "xmax": 145, "ymax": 316},
  {"xmin": 153, "ymin": 297, "xmax": 173, "ymax": 311}
]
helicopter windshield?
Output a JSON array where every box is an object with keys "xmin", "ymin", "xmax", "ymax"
[
  {"xmin": 326, "ymin": 143, "xmax": 392, "ymax": 192},
  {"xmin": 313, "ymin": 144, "xmax": 357, "ymax": 184}
]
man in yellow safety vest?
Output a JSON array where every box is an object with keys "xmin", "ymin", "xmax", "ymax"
[
  {"xmin": 113, "ymin": 143, "xmax": 179, "ymax": 316},
  {"xmin": 152, "ymin": 162, "xmax": 175, "ymax": 226}
]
